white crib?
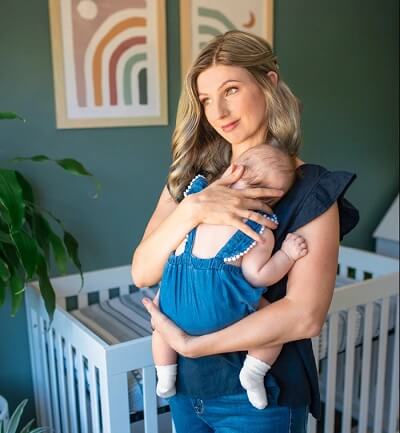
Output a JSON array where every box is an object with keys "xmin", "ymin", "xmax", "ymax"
[{"xmin": 25, "ymin": 246, "xmax": 399, "ymax": 433}]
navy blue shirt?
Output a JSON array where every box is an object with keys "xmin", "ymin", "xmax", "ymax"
[{"xmin": 175, "ymin": 164, "xmax": 359, "ymax": 419}]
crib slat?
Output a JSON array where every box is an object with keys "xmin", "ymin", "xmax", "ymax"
[
  {"xmin": 373, "ymin": 297, "xmax": 390, "ymax": 433},
  {"xmin": 88, "ymin": 362, "xmax": 101, "ymax": 433},
  {"xmin": 65, "ymin": 344, "xmax": 79, "ymax": 433},
  {"xmin": 324, "ymin": 312, "xmax": 339, "ymax": 433},
  {"xmin": 27, "ymin": 307, "xmax": 48, "ymax": 428},
  {"xmin": 142, "ymin": 366, "xmax": 159, "ymax": 433},
  {"xmin": 388, "ymin": 296, "xmax": 399, "ymax": 433},
  {"xmin": 78, "ymin": 293, "xmax": 89, "ymax": 309},
  {"xmin": 98, "ymin": 371, "xmax": 130, "ymax": 433},
  {"xmin": 55, "ymin": 335, "xmax": 70, "ymax": 433},
  {"xmin": 358, "ymin": 302, "xmax": 374, "ymax": 433},
  {"xmin": 38, "ymin": 318, "xmax": 54, "ymax": 430},
  {"xmin": 307, "ymin": 336, "xmax": 319, "ymax": 433},
  {"xmin": 120, "ymin": 284, "xmax": 130, "ymax": 296},
  {"xmin": 341, "ymin": 307, "xmax": 357, "ymax": 433},
  {"xmin": 76, "ymin": 350, "xmax": 90, "ymax": 433},
  {"xmin": 47, "ymin": 328, "xmax": 62, "ymax": 433}
]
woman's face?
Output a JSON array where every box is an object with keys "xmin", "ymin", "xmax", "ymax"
[{"xmin": 197, "ymin": 65, "xmax": 268, "ymax": 156}]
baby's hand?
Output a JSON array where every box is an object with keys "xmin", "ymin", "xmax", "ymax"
[{"xmin": 281, "ymin": 233, "xmax": 308, "ymax": 262}]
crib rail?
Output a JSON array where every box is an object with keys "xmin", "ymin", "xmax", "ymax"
[{"xmin": 308, "ymin": 271, "xmax": 399, "ymax": 433}]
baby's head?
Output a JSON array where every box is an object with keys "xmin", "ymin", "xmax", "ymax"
[{"xmin": 232, "ymin": 144, "xmax": 296, "ymax": 206}]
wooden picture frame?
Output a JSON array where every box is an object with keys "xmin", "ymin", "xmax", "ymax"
[
  {"xmin": 48, "ymin": 0, "xmax": 168, "ymax": 129},
  {"xmin": 180, "ymin": 0, "xmax": 274, "ymax": 80}
]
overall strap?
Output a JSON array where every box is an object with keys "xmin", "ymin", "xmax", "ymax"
[
  {"xmin": 182, "ymin": 174, "xmax": 208, "ymax": 255},
  {"xmin": 215, "ymin": 213, "xmax": 278, "ymax": 263},
  {"xmin": 183, "ymin": 228, "xmax": 197, "ymax": 254}
]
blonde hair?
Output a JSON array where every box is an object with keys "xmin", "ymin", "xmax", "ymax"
[
  {"xmin": 236, "ymin": 144, "xmax": 297, "ymax": 194},
  {"xmin": 168, "ymin": 30, "xmax": 302, "ymax": 202}
]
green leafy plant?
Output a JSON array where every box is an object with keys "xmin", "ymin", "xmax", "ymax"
[
  {"xmin": 0, "ymin": 112, "xmax": 97, "ymax": 318},
  {"xmin": 0, "ymin": 399, "xmax": 47, "ymax": 433}
]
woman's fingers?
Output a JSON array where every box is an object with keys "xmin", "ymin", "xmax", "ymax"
[
  {"xmin": 142, "ymin": 298, "xmax": 193, "ymax": 354},
  {"xmin": 243, "ymin": 187, "xmax": 284, "ymax": 200},
  {"xmin": 217, "ymin": 164, "xmax": 244, "ymax": 185},
  {"xmin": 237, "ymin": 209, "xmax": 278, "ymax": 229}
]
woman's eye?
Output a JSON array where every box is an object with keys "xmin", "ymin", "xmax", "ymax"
[
  {"xmin": 225, "ymin": 87, "xmax": 238, "ymax": 96},
  {"xmin": 201, "ymin": 98, "xmax": 211, "ymax": 106}
]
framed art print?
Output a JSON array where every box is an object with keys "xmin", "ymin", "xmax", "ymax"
[
  {"xmin": 180, "ymin": 0, "xmax": 274, "ymax": 79},
  {"xmin": 49, "ymin": 0, "xmax": 167, "ymax": 128}
]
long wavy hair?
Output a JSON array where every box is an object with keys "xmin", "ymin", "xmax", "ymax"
[{"xmin": 168, "ymin": 30, "xmax": 302, "ymax": 202}]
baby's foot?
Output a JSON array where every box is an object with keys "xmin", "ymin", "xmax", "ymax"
[
  {"xmin": 281, "ymin": 233, "xmax": 308, "ymax": 262},
  {"xmin": 239, "ymin": 355, "xmax": 271, "ymax": 410},
  {"xmin": 155, "ymin": 364, "xmax": 177, "ymax": 398}
]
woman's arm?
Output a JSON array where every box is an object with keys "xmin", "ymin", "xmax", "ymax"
[
  {"xmin": 132, "ymin": 165, "xmax": 282, "ymax": 287},
  {"xmin": 142, "ymin": 202, "xmax": 339, "ymax": 356}
]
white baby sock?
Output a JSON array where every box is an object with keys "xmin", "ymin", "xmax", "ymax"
[
  {"xmin": 155, "ymin": 364, "xmax": 178, "ymax": 398},
  {"xmin": 239, "ymin": 355, "xmax": 271, "ymax": 410}
]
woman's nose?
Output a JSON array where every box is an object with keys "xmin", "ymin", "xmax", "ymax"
[{"xmin": 213, "ymin": 100, "xmax": 229, "ymax": 120}]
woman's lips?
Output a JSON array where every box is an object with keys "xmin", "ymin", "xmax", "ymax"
[{"xmin": 221, "ymin": 120, "xmax": 239, "ymax": 132}]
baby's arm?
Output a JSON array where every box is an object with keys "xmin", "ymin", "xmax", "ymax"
[{"xmin": 241, "ymin": 231, "xmax": 307, "ymax": 287}]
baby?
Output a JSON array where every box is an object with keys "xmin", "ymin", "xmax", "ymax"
[{"xmin": 152, "ymin": 144, "xmax": 308, "ymax": 409}]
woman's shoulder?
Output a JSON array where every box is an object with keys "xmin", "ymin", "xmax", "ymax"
[{"xmin": 274, "ymin": 163, "xmax": 359, "ymax": 241}]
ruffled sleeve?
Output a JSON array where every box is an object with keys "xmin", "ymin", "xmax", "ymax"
[{"xmin": 290, "ymin": 167, "xmax": 359, "ymax": 240}]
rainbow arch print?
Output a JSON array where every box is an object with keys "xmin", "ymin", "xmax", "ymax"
[
  {"xmin": 180, "ymin": 0, "xmax": 273, "ymax": 77},
  {"xmin": 49, "ymin": 0, "xmax": 167, "ymax": 128}
]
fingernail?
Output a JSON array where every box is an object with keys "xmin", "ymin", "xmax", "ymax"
[{"xmin": 142, "ymin": 298, "xmax": 149, "ymax": 304}]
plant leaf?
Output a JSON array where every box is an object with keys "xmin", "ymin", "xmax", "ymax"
[
  {"xmin": 10, "ymin": 272, "xmax": 25, "ymax": 317},
  {"xmin": 30, "ymin": 213, "xmax": 51, "ymax": 261},
  {"xmin": 5, "ymin": 398, "xmax": 27, "ymax": 433},
  {"xmin": 12, "ymin": 155, "xmax": 49, "ymax": 163},
  {"xmin": 15, "ymin": 172, "xmax": 34, "ymax": 203},
  {"xmin": 28, "ymin": 428, "xmax": 48, "ymax": 433},
  {"xmin": 0, "ymin": 169, "xmax": 25, "ymax": 230},
  {"xmin": 0, "ymin": 112, "xmax": 25, "ymax": 121},
  {"xmin": 36, "ymin": 255, "xmax": 55, "ymax": 319},
  {"xmin": 30, "ymin": 212, "xmax": 67, "ymax": 275},
  {"xmin": 0, "ymin": 278, "xmax": 6, "ymax": 307},
  {"xmin": 0, "ymin": 229, "xmax": 13, "ymax": 244},
  {"xmin": 64, "ymin": 231, "xmax": 83, "ymax": 287},
  {"xmin": 10, "ymin": 230, "xmax": 39, "ymax": 280},
  {"xmin": 19, "ymin": 419, "xmax": 34, "ymax": 433},
  {"xmin": 55, "ymin": 158, "xmax": 92, "ymax": 176},
  {"xmin": 0, "ymin": 257, "xmax": 10, "ymax": 281},
  {"xmin": 48, "ymin": 230, "xmax": 68, "ymax": 275}
]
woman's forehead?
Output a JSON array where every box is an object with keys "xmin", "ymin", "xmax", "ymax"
[{"xmin": 197, "ymin": 65, "xmax": 253, "ymax": 94}]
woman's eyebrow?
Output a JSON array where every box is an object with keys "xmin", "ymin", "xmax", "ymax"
[{"xmin": 198, "ymin": 80, "xmax": 241, "ymax": 95}]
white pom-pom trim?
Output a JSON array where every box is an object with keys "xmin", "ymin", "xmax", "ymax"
[
  {"xmin": 223, "ymin": 212, "xmax": 278, "ymax": 263},
  {"xmin": 183, "ymin": 174, "xmax": 207, "ymax": 197}
]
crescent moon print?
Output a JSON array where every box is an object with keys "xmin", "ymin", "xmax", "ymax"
[{"xmin": 242, "ymin": 11, "xmax": 256, "ymax": 28}]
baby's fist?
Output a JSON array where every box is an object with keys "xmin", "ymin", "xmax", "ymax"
[{"xmin": 281, "ymin": 233, "xmax": 308, "ymax": 262}]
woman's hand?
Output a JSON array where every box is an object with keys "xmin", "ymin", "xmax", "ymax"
[
  {"xmin": 143, "ymin": 297, "xmax": 198, "ymax": 357},
  {"xmin": 187, "ymin": 164, "xmax": 283, "ymax": 243}
]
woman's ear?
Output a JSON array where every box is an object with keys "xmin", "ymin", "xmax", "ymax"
[{"xmin": 267, "ymin": 71, "xmax": 279, "ymax": 86}]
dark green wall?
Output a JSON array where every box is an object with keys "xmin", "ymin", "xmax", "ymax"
[{"xmin": 0, "ymin": 0, "xmax": 398, "ymax": 424}]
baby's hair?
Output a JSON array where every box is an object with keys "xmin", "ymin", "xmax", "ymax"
[{"xmin": 236, "ymin": 144, "xmax": 297, "ymax": 194}]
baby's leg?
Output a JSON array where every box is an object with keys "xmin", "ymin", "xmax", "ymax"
[
  {"xmin": 239, "ymin": 298, "xmax": 283, "ymax": 410},
  {"xmin": 153, "ymin": 330, "xmax": 178, "ymax": 398}
]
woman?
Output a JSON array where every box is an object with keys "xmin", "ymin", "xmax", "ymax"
[{"xmin": 132, "ymin": 30, "xmax": 359, "ymax": 432}]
